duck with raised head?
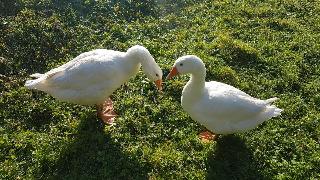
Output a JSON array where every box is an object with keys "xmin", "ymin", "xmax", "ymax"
[
  {"xmin": 25, "ymin": 45, "xmax": 163, "ymax": 124},
  {"xmin": 167, "ymin": 55, "xmax": 282, "ymax": 141}
]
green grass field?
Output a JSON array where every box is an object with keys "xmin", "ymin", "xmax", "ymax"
[{"xmin": 1, "ymin": 0, "xmax": 319, "ymax": 179}]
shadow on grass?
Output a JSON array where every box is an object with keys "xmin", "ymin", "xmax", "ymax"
[
  {"xmin": 206, "ymin": 135, "xmax": 264, "ymax": 180},
  {"xmin": 38, "ymin": 113, "xmax": 150, "ymax": 179}
]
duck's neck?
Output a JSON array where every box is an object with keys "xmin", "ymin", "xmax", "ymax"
[
  {"xmin": 121, "ymin": 54, "xmax": 142, "ymax": 80},
  {"xmin": 183, "ymin": 69, "xmax": 206, "ymax": 98},
  {"xmin": 139, "ymin": 57, "xmax": 149, "ymax": 69},
  {"xmin": 126, "ymin": 52, "xmax": 147, "ymax": 70}
]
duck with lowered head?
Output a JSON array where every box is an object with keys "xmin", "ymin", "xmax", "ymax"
[{"xmin": 25, "ymin": 45, "xmax": 163, "ymax": 124}]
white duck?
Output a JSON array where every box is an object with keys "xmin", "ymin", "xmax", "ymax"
[
  {"xmin": 167, "ymin": 55, "xmax": 282, "ymax": 141},
  {"xmin": 25, "ymin": 45, "xmax": 163, "ymax": 124}
]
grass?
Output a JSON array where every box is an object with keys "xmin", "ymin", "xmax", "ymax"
[{"xmin": 1, "ymin": 0, "xmax": 319, "ymax": 179}]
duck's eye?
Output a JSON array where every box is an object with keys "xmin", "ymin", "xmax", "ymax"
[
  {"xmin": 180, "ymin": 63, "xmax": 183, "ymax": 66},
  {"xmin": 156, "ymin": 73, "xmax": 159, "ymax": 77}
]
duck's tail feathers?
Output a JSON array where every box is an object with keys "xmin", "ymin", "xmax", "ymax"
[
  {"xmin": 234, "ymin": 105, "xmax": 283, "ymax": 133},
  {"xmin": 268, "ymin": 105, "xmax": 283, "ymax": 117},
  {"xmin": 264, "ymin": 97, "xmax": 282, "ymax": 117},
  {"xmin": 25, "ymin": 78, "xmax": 41, "ymax": 89},
  {"xmin": 30, "ymin": 73, "xmax": 44, "ymax": 78},
  {"xmin": 25, "ymin": 74, "xmax": 48, "ymax": 90},
  {"xmin": 265, "ymin": 97, "xmax": 279, "ymax": 104}
]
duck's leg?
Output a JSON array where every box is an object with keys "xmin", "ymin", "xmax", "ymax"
[
  {"xmin": 96, "ymin": 98, "xmax": 117, "ymax": 125},
  {"xmin": 199, "ymin": 130, "xmax": 218, "ymax": 142}
]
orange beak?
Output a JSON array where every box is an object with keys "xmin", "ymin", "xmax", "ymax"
[
  {"xmin": 155, "ymin": 79, "xmax": 162, "ymax": 91},
  {"xmin": 166, "ymin": 67, "xmax": 179, "ymax": 79}
]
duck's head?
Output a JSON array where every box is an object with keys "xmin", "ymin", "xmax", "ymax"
[
  {"xmin": 127, "ymin": 45, "xmax": 163, "ymax": 90},
  {"xmin": 166, "ymin": 55, "xmax": 205, "ymax": 79}
]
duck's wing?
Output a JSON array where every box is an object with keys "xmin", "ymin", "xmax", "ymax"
[
  {"xmin": 206, "ymin": 81, "xmax": 251, "ymax": 97},
  {"xmin": 44, "ymin": 50, "xmax": 124, "ymax": 89},
  {"xmin": 57, "ymin": 49, "xmax": 115, "ymax": 68},
  {"xmin": 195, "ymin": 81, "xmax": 268, "ymax": 122}
]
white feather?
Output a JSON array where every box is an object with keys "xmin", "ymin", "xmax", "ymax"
[
  {"xmin": 25, "ymin": 45, "xmax": 162, "ymax": 105},
  {"xmin": 174, "ymin": 55, "xmax": 283, "ymax": 134}
]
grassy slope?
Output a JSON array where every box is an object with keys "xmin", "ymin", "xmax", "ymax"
[{"xmin": 1, "ymin": 0, "xmax": 319, "ymax": 179}]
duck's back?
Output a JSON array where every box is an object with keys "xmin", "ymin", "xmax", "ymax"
[
  {"xmin": 46, "ymin": 50, "xmax": 124, "ymax": 88},
  {"xmin": 25, "ymin": 49, "xmax": 139, "ymax": 105},
  {"xmin": 186, "ymin": 81, "xmax": 281, "ymax": 134}
]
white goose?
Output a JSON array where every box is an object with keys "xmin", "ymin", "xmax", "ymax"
[
  {"xmin": 167, "ymin": 55, "xmax": 282, "ymax": 141},
  {"xmin": 25, "ymin": 45, "xmax": 163, "ymax": 124}
]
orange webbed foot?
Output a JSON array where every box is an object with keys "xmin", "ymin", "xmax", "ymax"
[
  {"xmin": 199, "ymin": 130, "xmax": 218, "ymax": 143},
  {"xmin": 97, "ymin": 98, "xmax": 117, "ymax": 125}
]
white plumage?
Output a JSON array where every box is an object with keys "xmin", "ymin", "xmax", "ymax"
[
  {"xmin": 167, "ymin": 55, "xmax": 282, "ymax": 135},
  {"xmin": 25, "ymin": 45, "xmax": 163, "ymax": 105}
]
